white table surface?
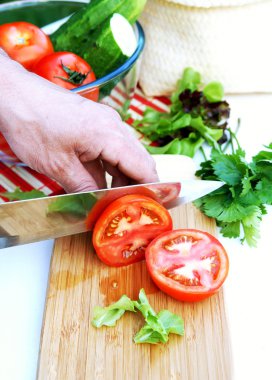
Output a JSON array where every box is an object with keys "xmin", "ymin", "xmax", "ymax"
[{"xmin": 0, "ymin": 94, "xmax": 272, "ymax": 380}]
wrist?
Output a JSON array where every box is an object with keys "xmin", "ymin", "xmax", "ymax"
[{"xmin": 0, "ymin": 53, "xmax": 30, "ymax": 134}]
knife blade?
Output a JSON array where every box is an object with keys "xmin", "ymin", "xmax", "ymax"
[{"xmin": 0, "ymin": 180, "xmax": 223, "ymax": 249}]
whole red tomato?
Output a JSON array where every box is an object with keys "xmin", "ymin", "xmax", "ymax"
[
  {"xmin": 34, "ymin": 52, "xmax": 99, "ymax": 101},
  {"xmin": 145, "ymin": 229, "xmax": 229, "ymax": 302},
  {"xmin": 0, "ymin": 21, "xmax": 54, "ymax": 70},
  {"xmin": 92, "ymin": 194, "xmax": 173, "ymax": 267}
]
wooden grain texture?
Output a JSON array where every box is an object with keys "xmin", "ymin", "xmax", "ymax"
[{"xmin": 38, "ymin": 204, "xmax": 233, "ymax": 380}]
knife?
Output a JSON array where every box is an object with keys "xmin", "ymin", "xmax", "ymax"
[{"xmin": 0, "ymin": 180, "xmax": 223, "ymax": 249}]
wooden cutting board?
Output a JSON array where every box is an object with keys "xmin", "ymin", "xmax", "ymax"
[{"xmin": 37, "ymin": 204, "xmax": 233, "ymax": 380}]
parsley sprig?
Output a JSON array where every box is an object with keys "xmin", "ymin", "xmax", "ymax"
[{"xmin": 194, "ymin": 142, "xmax": 272, "ymax": 247}]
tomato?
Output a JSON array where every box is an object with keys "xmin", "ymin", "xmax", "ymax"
[
  {"xmin": 145, "ymin": 229, "xmax": 229, "ymax": 302},
  {"xmin": 0, "ymin": 21, "xmax": 53, "ymax": 70},
  {"xmin": 86, "ymin": 186, "xmax": 160, "ymax": 231},
  {"xmin": 147, "ymin": 183, "xmax": 181, "ymax": 204},
  {"xmin": 86, "ymin": 183, "xmax": 180, "ymax": 231},
  {"xmin": 34, "ymin": 52, "xmax": 99, "ymax": 101},
  {"xmin": 92, "ymin": 194, "xmax": 173, "ymax": 267}
]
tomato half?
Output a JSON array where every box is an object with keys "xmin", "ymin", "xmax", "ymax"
[
  {"xmin": 145, "ymin": 229, "xmax": 229, "ymax": 302},
  {"xmin": 0, "ymin": 21, "xmax": 53, "ymax": 70},
  {"xmin": 34, "ymin": 52, "xmax": 99, "ymax": 101},
  {"xmin": 92, "ymin": 194, "xmax": 173, "ymax": 267}
]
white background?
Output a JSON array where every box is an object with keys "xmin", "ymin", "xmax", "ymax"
[{"xmin": 0, "ymin": 94, "xmax": 272, "ymax": 380}]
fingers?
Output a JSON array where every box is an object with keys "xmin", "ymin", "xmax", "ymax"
[
  {"xmin": 52, "ymin": 157, "xmax": 101, "ymax": 193},
  {"xmin": 120, "ymin": 138, "xmax": 159, "ymax": 184},
  {"xmin": 73, "ymin": 102, "xmax": 159, "ymax": 185},
  {"xmin": 74, "ymin": 103, "xmax": 159, "ymax": 185},
  {"xmin": 103, "ymin": 161, "xmax": 130, "ymax": 188},
  {"xmin": 101, "ymin": 128, "xmax": 159, "ymax": 184},
  {"xmin": 83, "ymin": 160, "xmax": 107, "ymax": 189}
]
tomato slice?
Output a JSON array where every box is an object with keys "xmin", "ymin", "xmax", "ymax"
[
  {"xmin": 147, "ymin": 183, "xmax": 181, "ymax": 204},
  {"xmin": 86, "ymin": 186, "xmax": 159, "ymax": 231},
  {"xmin": 86, "ymin": 183, "xmax": 180, "ymax": 230},
  {"xmin": 92, "ymin": 194, "xmax": 173, "ymax": 267},
  {"xmin": 145, "ymin": 229, "xmax": 229, "ymax": 302},
  {"xmin": 0, "ymin": 21, "xmax": 54, "ymax": 70}
]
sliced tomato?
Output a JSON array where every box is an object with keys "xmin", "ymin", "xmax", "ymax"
[
  {"xmin": 92, "ymin": 194, "xmax": 173, "ymax": 267},
  {"xmin": 0, "ymin": 21, "xmax": 54, "ymax": 70},
  {"xmin": 147, "ymin": 183, "xmax": 181, "ymax": 204},
  {"xmin": 86, "ymin": 183, "xmax": 180, "ymax": 230},
  {"xmin": 86, "ymin": 187, "xmax": 159, "ymax": 231},
  {"xmin": 145, "ymin": 229, "xmax": 229, "ymax": 302},
  {"xmin": 33, "ymin": 52, "xmax": 99, "ymax": 101}
]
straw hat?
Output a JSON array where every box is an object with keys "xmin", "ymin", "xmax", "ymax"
[{"xmin": 139, "ymin": 0, "xmax": 272, "ymax": 96}]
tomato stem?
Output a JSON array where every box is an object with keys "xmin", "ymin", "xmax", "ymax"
[{"xmin": 54, "ymin": 61, "xmax": 91, "ymax": 86}]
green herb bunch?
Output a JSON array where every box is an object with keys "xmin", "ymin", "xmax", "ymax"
[
  {"xmin": 194, "ymin": 140, "xmax": 272, "ymax": 247},
  {"xmin": 133, "ymin": 68, "xmax": 230, "ymax": 157}
]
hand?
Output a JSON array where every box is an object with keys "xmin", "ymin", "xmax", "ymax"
[{"xmin": 0, "ymin": 54, "xmax": 158, "ymax": 192}]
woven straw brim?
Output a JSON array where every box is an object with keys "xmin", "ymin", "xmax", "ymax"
[{"xmin": 139, "ymin": 0, "xmax": 272, "ymax": 96}]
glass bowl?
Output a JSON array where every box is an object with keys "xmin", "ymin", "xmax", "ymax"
[{"xmin": 0, "ymin": 0, "xmax": 145, "ymax": 164}]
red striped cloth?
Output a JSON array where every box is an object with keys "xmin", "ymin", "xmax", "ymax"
[{"xmin": 0, "ymin": 87, "xmax": 169, "ymax": 202}]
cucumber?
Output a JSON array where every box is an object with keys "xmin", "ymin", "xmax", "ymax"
[
  {"xmin": 78, "ymin": 13, "xmax": 137, "ymax": 78},
  {"xmin": 51, "ymin": 0, "xmax": 146, "ymax": 54}
]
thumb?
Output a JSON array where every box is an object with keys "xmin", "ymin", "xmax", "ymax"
[{"xmin": 53, "ymin": 158, "xmax": 100, "ymax": 193}]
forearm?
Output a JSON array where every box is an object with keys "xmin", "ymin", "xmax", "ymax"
[
  {"xmin": 0, "ymin": 50, "xmax": 30, "ymax": 134},
  {"xmin": 0, "ymin": 49, "xmax": 68, "ymax": 135}
]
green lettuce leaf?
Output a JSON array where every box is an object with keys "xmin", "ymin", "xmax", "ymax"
[
  {"xmin": 92, "ymin": 289, "xmax": 184, "ymax": 345},
  {"xmin": 91, "ymin": 295, "xmax": 136, "ymax": 328},
  {"xmin": 0, "ymin": 188, "xmax": 46, "ymax": 201},
  {"xmin": 47, "ymin": 193, "xmax": 97, "ymax": 217},
  {"xmin": 171, "ymin": 67, "xmax": 201, "ymax": 103},
  {"xmin": 146, "ymin": 134, "xmax": 204, "ymax": 157},
  {"xmin": 157, "ymin": 310, "xmax": 184, "ymax": 335},
  {"xmin": 203, "ymin": 82, "xmax": 224, "ymax": 103},
  {"xmin": 133, "ymin": 288, "xmax": 156, "ymax": 318},
  {"xmin": 134, "ymin": 326, "xmax": 169, "ymax": 344},
  {"xmin": 133, "ymin": 289, "xmax": 184, "ymax": 344}
]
